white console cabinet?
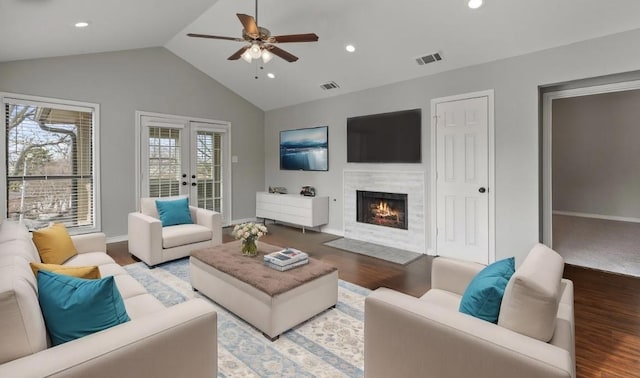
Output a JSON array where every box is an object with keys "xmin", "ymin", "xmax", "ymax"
[{"xmin": 256, "ymin": 192, "xmax": 329, "ymax": 232}]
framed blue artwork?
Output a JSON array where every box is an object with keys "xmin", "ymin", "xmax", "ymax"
[{"xmin": 279, "ymin": 126, "xmax": 328, "ymax": 171}]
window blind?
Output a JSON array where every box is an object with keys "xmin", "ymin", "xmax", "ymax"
[
  {"xmin": 147, "ymin": 126, "xmax": 182, "ymax": 198},
  {"xmin": 195, "ymin": 130, "xmax": 223, "ymax": 212},
  {"xmin": 4, "ymin": 98, "xmax": 96, "ymax": 232}
]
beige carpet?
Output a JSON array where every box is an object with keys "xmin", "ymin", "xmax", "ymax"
[{"xmin": 553, "ymin": 214, "xmax": 640, "ymax": 277}]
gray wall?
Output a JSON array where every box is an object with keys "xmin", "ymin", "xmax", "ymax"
[
  {"xmin": 553, "ymin": 89, "xmax": 640, "ymax": 219},
  {"xmin": 264, "ymin": 84, "xmax": 430, "ymax": 237},
  {"xmin": 265, "ymin": 28, "xmax": 640, "ymax": 264},
  {"xmin": 0, "ymin": 47, "xmax": 265, "ymax": 238}
]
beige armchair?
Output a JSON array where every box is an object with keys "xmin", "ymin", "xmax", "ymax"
[
  {"xmin": 364, "ymin": 244, "xmax": 575, "ymax": 378},
  {"xmin": 128, "ymin": 197, "xmax": 222, "ymax": 267}
]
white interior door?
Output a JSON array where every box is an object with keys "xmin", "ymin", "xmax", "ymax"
[
  {"xmin": 435, "ymin": 96, "xmax": 490, "ymax": 264},
  {"xmin": 139, "ymin": 115, "xmax": 231, "ymax": 225}
]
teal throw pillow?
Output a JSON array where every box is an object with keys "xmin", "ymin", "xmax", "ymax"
[
  {"xmin": 156, "ymin": 197, "xmax": 193, "ymax": 227},
  {"xmin": 37, "ymin": 270, "xmax": 130, "ymax": 346},
  {"xmin": 459, "ymin": 257, "xmax": 515, "ymax": 323}
]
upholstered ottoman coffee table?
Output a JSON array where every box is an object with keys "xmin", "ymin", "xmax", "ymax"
[{"xmin": 189, "ymin": 240, "xmax": 338, "ymax": 340}]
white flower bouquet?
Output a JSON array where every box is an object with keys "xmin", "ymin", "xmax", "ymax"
[{"xmin": 232, "ymin": 222, "xmax": 268, "ymax": 256}]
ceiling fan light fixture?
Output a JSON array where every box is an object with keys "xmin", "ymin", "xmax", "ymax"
[
  {"xmin": 249, "ymin": 43, "xmax": 262, "ymax": 59},
  {"xmin": 241, "ymin": 50, "xmax": 253, "ymax": 63},
  {"xmin": 468, "ymin": 0, "xmax": 483, "ymax": 9},
  {"xmin": 261, "ymin": 49, "xmax": 273, "ymax": 64},
  {"xmin": 345, "ymin": 44, "xmax": 356, "ymax": 53}
]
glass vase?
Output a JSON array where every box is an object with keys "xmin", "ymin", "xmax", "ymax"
[{"xmin": 241, "ymin": 238, "xmax": 258, "ymax": 257}]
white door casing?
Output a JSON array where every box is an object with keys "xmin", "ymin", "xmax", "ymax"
[
  {"xmin": 431, "ymin": 90, "xmax": 494, "ymax": 264},
  {"xmin": 135, "ymin": 111, "xmax": 232, "ymax": 225}
]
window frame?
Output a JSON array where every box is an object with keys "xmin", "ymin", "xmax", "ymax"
[{"xmin": 1, "ymin": 92, "xmax": 101, "ymax": 234}]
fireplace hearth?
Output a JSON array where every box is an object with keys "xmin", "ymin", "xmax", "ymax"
[{"xmin": 356, "ymin": 190, "xmax": 408, "ymax": 230}]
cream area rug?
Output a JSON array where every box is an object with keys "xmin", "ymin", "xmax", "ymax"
[{"xmin": 124, "ymin": 258, "xmax": 368, "ymax": 377}]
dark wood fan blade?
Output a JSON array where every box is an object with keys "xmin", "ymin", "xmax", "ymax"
[
  {"xmin": 237, "ymin": 14, "xmax": 259, "ymax": 37},
  {"xmin": 228, "ymin": 46, "xmax": 250, "ymax": 60},
  {"xmin": 270, "ymin": 33, "xmax": 319, "ymax": 43},
  {"xmin": 267, "ymin": 45, "xmax": 298, "ymax": 62},
  {"xmin": 187, "ymin": 33, "xmax": 244, "ymax": 42}
]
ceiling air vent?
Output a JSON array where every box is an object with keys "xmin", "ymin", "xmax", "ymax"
[
  {"xmin": 415, "ymin": 52, "xmax": 443, "ymax": 66},
  {"xmin": 320, "ymin": 81, "xmax": 340, "ymax": 90}
]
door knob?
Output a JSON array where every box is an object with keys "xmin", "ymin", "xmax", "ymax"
[
  {"xmin": 182, "ymin": 174, "xmax": 187, "ymax": 178},
  {"xmin": 191, "ymin": 182, "xmax": 197, "ymax": 186},
  {"xmin": 478, "ymin": 187, "xmax": 486, "ymax": 193},
  {"xmin": 191, "ymin": 174, "xmax": 196, "ymax": 179},
  {"xmin": 182, "ymin": 181, "xmax": 187, "ymax": 186}
]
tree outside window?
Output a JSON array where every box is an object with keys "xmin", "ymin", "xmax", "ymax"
[{"xmin": 5, "ymin": 103, "xmax": 94, "ymax": 230}]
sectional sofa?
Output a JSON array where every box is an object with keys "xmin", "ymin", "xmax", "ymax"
[{"xmin": 0, "ymin": 221, "xmax": 218, "ymax": 377}]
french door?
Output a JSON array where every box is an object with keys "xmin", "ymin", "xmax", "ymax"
[{"xmin": 138, "ymin": 114, "xmax": 231, "ymax": 225}]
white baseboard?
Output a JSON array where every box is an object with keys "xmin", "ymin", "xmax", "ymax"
[
  {"xmin": 106, "ymin": 234, "xmax": 128, "ymax": 243},
  {"xmin": 320, "ymin": 227, "xmax": 344, "ymax": 237},
  {"xmin": 553, "ymin": 210, "xmax": 640, "ymax": 224},
  {"xmin": 229, "ymin": 217, "xmax": 258, "ymax": 226}
]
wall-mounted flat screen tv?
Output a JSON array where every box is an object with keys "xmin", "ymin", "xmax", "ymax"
[
  {"xmin": 347, "ymin": 109, "xmax": 421, "ymax": 163},
  {"xmin": 280, "ymin": 126, "xmax": 328, "ymax": 171}
]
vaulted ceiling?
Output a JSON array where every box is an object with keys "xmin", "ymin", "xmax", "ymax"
[{"xmin": 2, "ymin": 0, "xmax": 640, "ymax": 110}]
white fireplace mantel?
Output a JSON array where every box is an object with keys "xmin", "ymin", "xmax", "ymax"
[{"xmin": 343, "ymin": 170, "xmax": 426, "ymax": 253}]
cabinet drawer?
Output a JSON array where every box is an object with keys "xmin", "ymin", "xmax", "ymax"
[
  {"xmin": 257, "ymin": 193, "xmax": 312, "ymax": 209},
  {"xmin": 257, "ymin": 203, "xmax": 312, "ymax": 218}
]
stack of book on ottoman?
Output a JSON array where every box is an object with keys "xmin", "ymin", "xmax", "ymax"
[{"xmin": 263, "ymin": 248, "xmax": 309, "ymax": 271}]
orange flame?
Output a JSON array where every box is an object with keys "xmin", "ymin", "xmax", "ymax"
[{"xmin": 374, "ymin": 200, "xmax": 399, "ymax": 222}]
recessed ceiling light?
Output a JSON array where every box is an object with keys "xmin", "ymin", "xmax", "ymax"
[
  {"xmin": 74, "ymin": 21, "xmax": 89, "ymax": 28},
  {"xmin": 468, "ymin": 0, "xmax": 483, "ymax": 9},
  {"xmin": 267, "ymin": 73, "xmax": 275, "ymax": 79},
  {"xmin": 345, "ymin": 45, "xmax": 356, "ymax": 53}
]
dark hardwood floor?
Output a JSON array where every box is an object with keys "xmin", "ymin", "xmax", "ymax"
[{"xmin": 107, "ymin": 224, "xmax": 640, "ymax": 377}]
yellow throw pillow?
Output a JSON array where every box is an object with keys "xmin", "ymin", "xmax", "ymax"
[
  {"xmin": 30, "ymin": 262, "xmax": 101, "ymax": 279},
  {"xmin": 32, "ymin": 223, "xmax": 78, "ymax": 264}
]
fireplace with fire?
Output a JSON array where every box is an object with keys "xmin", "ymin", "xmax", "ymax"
[{"xmin": 356, "ymin": 190, "xmax": 408, "ymax": 230}]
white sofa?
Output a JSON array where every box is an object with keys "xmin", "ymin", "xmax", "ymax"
[
  {"xmin": 0, "ymin": 221, "xmax": 218, "ymax": 377},
  {"xmin": 128, "ymin": 197, "xmax": 223, "ymax": 267},
  {"xmin": 364, "ymin": 244, "xmax": 575, "ymax": 378}
]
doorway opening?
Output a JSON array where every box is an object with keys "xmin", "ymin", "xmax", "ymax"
[{"xmin": 542, "ymin": 80, "xmax": 640, "ymax": 276}]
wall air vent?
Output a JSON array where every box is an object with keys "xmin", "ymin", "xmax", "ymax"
[
  {"xmin": 415, "ymin": 52, "xmax": 443, "ymax": 66},
  {"xmin": 320, "ymin": 81, "xmax": 340, "ymax": 90}
]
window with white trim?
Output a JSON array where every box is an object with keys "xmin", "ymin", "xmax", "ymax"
[{"xmin": 2, "ymin": 94, "xmax": 100, "ymax": 233}]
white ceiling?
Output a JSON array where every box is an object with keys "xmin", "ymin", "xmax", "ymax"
[{"xmin": 2, "ymin": 0, "xmax": 640, "ymax": 111}]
